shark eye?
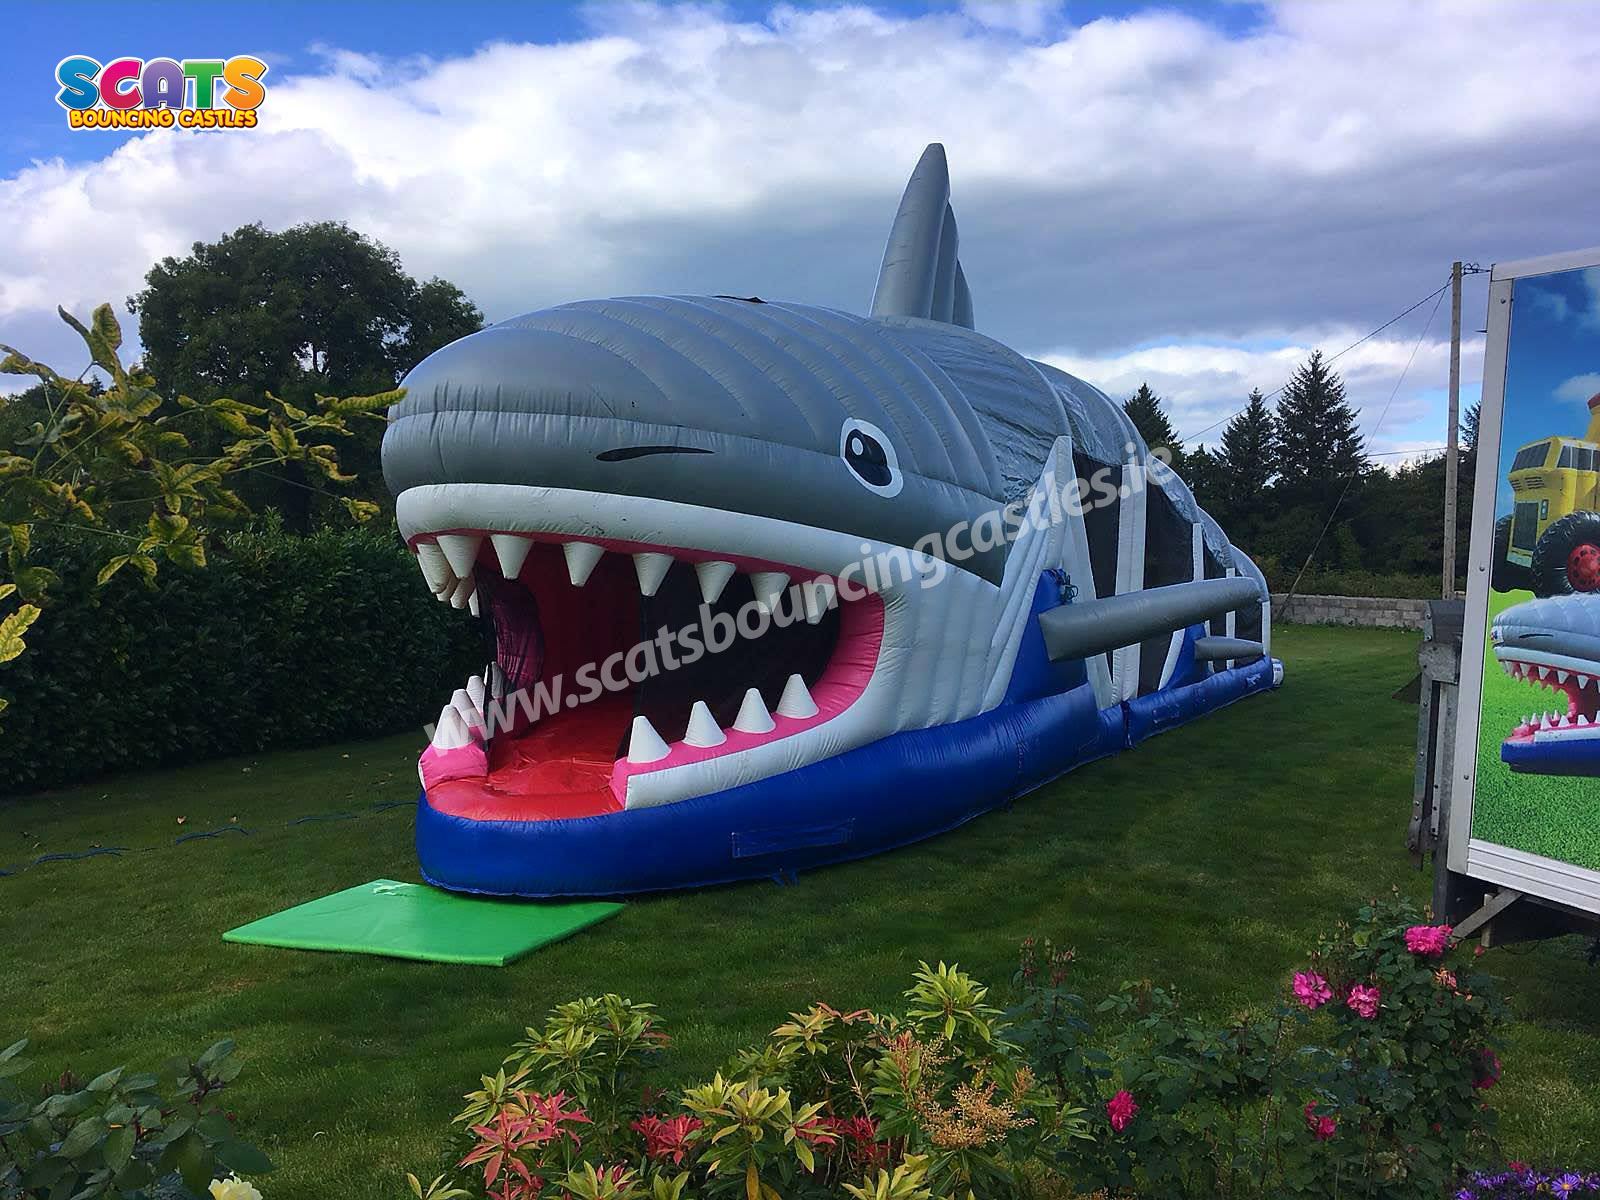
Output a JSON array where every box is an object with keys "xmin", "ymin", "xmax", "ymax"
[{"xmin": 840, "ymin": 419, "xmax": 903, "ymax": 497}]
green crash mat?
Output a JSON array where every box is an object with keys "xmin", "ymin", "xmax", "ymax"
[{"xmin": 223, "ymin": 879, "xmax": 622, "ymax": 966}]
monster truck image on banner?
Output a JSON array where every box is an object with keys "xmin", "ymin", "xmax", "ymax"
[{"xmin": 1454, "ymin": 248, "xmax": 1600, "ymax": 912}]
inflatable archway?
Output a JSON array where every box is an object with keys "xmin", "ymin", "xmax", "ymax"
[{"xmin": 383, "ymin": 144, "xmax": 1282, "ymax": 896}]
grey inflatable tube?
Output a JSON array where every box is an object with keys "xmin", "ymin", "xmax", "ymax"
[{"xmin": 1039, "ymin": 576, "xmax": 1265, "ymax": 663}]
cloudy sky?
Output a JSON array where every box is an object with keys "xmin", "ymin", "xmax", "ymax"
[{"xmin": 4, "ymin": 0, "xmax": 1598, "ymax": 460}]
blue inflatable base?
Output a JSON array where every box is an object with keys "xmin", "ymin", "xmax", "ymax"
[
  {"xmin": 416, "ymin": 648, "xmax": 1279, "ymax": 898},
  {"xmin": 1502, "ymin": 737, "xmax": 1600, "ymax": 777}
]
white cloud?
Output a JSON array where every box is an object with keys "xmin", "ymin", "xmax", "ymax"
[
  {"xmin": 1555, "ymin": 373, "xmax": 1600, "ymax": 407},
  {"xmin": 1, "ymin": 0, "xmax": 1595, "ymax": 463}
]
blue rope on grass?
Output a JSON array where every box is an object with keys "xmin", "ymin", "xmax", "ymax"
[{"xmin": 1, "ymin": 798, "xmax": 409, "ymax": 880}]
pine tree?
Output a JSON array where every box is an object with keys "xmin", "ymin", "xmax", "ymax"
[
  {"xmin": 1213, "ymin": 388, "xmax": 1276, "ymax": 516},
  {"xmin": 1123, "ymin": 382, "xmax": 1184, "ymax": 468},
  {"xmin": 1272, "ymin": 351, "xmax": 1365, "ymax": 484},
  {"xmin": 1461, "ymin": 400, "xmax": 1481, "ymax": 456}
]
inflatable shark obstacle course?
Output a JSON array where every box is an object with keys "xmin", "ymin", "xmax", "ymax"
[{"xmin": 383, "ymin": 144, "xmax": 1284, "ymax": 896}]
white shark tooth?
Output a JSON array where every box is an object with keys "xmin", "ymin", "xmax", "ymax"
[
  {"xmin": 416, "ymin": 542, "xmax": 454, "ymax": 595},
  {"xmin": 802, "ymin": 577, "xmax": 837, "ymax": 625},
  {"xmin": 683, "ymin": 701, "xmax": 727, "ymax": 748},
  {"xmin": 491, "ymin": 534, "xmax": 534, "ymax": 580},
  {"xmin": 776, "ymin": 673, "xmax": 819, "ymax": 719},
  {"xmin": 466, "ymin": 674, "xmax": 486, "ymax": 712},
  {"xmin": 449, "ymin": 576, "xmax": 475, "ymax": 609},
  {"xmin": 1540, "ymin": 713, "xmax": 1553, "ymax": 729},
  {"xmin": 1558, "ymin": 670, "xmax": 1570, "ymax": 685},
  {"xmin": 467, "ymin": 589, "xmax": 480, "ymax": 617},
  {"xmin": 733, "ymin": 687, "xmax": 776, "ymax": 734},
  {"xmin": 488, "ymin": 663, "xmax": 506, "ymax": 700},
  {"xmin": 431, "ymin": 704, "xmax": 471, "ymax": 750},
  {"xmin": 1580, "ymin": 674, "xmax": 1593, "ymax": 690},
  {"xmin": 452, "ymin": 687, "xmax": 483, "ymax": 731},
  {"xmin": 1581, "ymin": 715, "xmax": 1591, "ymax": 726},
  {"xmin": 633, "ymin": 552, "xmax": 674, "ymax": 597},
  {"xmin": 1538, "ymin": 665, "xmax": 1551, "ymax": 680},
  {"xmin": 563, "ymin": 541, "xmax": 605, "ymax": 586},
  {"xmin": 437, "ymin": 533, "xmax": 482, "ymax": 577},
  {"xmin": 627, "ymin": 714, "xmax": 671, "ymax": 763},
  {"xmin": 749, "ymin": 571, "xmax": 791, "ymax": 611},
  {"xmin": 695, "ymin": 560, "xmax": 737, "ymax": 605}
]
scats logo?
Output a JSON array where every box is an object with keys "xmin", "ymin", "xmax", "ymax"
[{"xmin": 56, "ymin": 56, "xmax": 267, "ymax": 130}]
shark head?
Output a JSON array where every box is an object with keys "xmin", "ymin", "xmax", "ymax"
[{"xmin": 1491, "ymin": 593, "xmax": 1600, "ymax": 771}]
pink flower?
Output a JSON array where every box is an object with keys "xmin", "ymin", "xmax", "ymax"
[
  {"xmin": 1303, "ymin": 1102, "xmax": 1337, "ymax": 1142},
  {"xmin": 1346, "ymin": 983, "xmax": 1380, "ymax": 1019},
  {"xmin": 1106, "ymin": 1089, "xmax": 1139, "ymax": 1133},
  {"xmin": 1404, "ymin": 925, "xmax": 1453, "ymax": 957},
  {"xmin": 1292, "ymin": 971, "xmax": 1333, "ymax": 1010}
]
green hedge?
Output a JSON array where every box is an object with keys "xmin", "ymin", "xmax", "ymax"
[
  {"xmin": 1259, "ymin": 564, "xmax": 1455, "ymax": 600},
  {"xmin": 0, "ymin": 523, "xmax": 480, "ymax": 795}
]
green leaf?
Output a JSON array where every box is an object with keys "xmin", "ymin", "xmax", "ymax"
[
  {"xmin": 85, "ymin": 1067, "xmax": 123, "ymax": 1093},
  {"xmin": 215, "ymin": 1139, "xmax": 275, "ymax": 1175},
  {"xmin": 95, "ymin": 555, "xmax": 132, "ymax": 586},
  {"xmin": 196, "ymin": 1040, "xmax": 235, "ymax": 1071},
  {"xmin": 60, "ymin": 1114, "xmax": 107, "ymax": 1158},
  {"xmin": 0, "ymin": 603, "xmax": 41, "ymax": 663},
  {"xmin": 103, "ymin": 1124, "xmax": 135, "ymax": 1172},
  {"xmin": 172, "ymin": 1129, "xmax": 214, "ymax": 1195}
]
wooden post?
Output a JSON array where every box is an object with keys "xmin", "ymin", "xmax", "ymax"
[{"xmin": 1443, "ymin": 261, "xmax": 1463, "ymax": 599}]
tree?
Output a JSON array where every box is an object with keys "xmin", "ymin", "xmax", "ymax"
[
  {"xmin": 1182, "ymin": 444, "xmax": 1226, "ymax": 512},
  {"xmin": 1211, "ymin": 388, "xmax": 1276, "ymax": 522},
  {"xmin": 1123, "ymin": 383, "xmax": 1184, "ymax": 469},
  {"xmin": 1460, "ymin": 400, "xmax": 1480, "ymax": 455},
  {"xmin": 1272, "ymin": 351, "xmax": 1366, "ymax": 485},
  {"xmin": 128, "ymin": 221, "xmax": 482, "ymax": 524},
  {"xmin": 0, "ymin": 303, "xmax": 392, "ymax": 708}
]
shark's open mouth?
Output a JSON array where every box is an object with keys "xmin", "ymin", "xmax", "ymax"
[
  {"xmin": 1496, "ymin": 649, "xmax": 1600, "ymax": 745},
  {"xmin": 411, "ymin": 525, "xmax": 885, "ymax": 822}
]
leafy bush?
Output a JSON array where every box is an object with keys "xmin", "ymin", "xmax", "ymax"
[
  {"xmin": 412, "ymin": 967, "xmax": 1087, "ymax": 1200},
  {"xmin": 0, "ymin": 1035, "xmax": 272, "ymax": 1199},
  {"xmin": 0, "ymin": 519, "xmax": 478, "ymax": 794},
  {"xmin": 1012, "ymin": 895, "xmax": 1507, "ymax": 1199}
]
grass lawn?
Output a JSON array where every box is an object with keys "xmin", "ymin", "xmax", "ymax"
[
  {"xmin": 3, "ymin": 623, "xmax": 1598, "ymax": 1197},
  {"xmin": 1471, "ymin": 587, "xmax": 1600, "ymax": 871}
]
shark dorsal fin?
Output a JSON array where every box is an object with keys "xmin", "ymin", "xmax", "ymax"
[{"xmin": 870, "ymin": 143, "xmax": 975, "ymax": 330}]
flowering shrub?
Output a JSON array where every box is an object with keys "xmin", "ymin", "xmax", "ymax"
[
  {"xmin": 408, "ymin": 899, "xmax": 1510, "ymax": 1199},
  {"xmin": 1007, "ymin": 894, "xmax": 1509, "ymax": 1199},
  {"xmin": 411, "ymin": 969, "xmax": 1086, "ymax": 1200}
]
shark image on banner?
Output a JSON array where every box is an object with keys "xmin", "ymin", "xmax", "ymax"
[
  {"xmin": 382, "ymin": 144, "xmax": 1284, "ymax": 896},
  {"xmin": 1492, "ymin": 594, "xmax": 1600, "ymax": 776}
]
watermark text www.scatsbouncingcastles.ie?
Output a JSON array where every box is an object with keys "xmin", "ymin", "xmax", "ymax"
[{"xmin": 55, "ymin": 56, "xmax": 267, "ymax": 130}]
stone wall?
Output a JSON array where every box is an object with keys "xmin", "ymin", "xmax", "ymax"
[{"xmin": 1271, "ymin": 593, "xmax": 1431, "ymax": 631}]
